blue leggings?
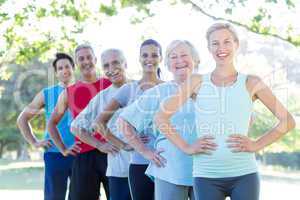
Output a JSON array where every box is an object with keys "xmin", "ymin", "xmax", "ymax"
[
  {"xmin": 128, "ymin": 164, "xmax": 154, "ymax": 200},
  {"xmin": 155, "ymin": 178, "xmax": 194, "ymax": 200},
  {"xmin": 108, "ymin": 177, "xmax": 131, "ymax": 200},
  {"xmin": 193, "ymin": 173, "xmax": 260, "ymax": 200}
]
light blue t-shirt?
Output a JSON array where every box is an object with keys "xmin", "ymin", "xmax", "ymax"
[
  {"xmin": 113, "ymin": 81, "xmax": 156, "ymax": 165},
  {"xmin": 193, "ymin": 73, "xmax": 258, "ymax": 178},
  {"xmin": 119, "ymin": 82, "xmax": 196, "ymax": 186},
  {"xmin": 43, "ymin": 85, "xmax": 74, "ymax": 152}
]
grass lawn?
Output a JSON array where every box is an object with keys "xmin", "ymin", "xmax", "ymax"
[
  {"xmin": 0, "ymin": 167, "xmax": 43, "ymax": 190},
  {"xmin": 0, "ymin": 159, "xmax": 299, "ymax": 200},
  {"xmin": 0, "ymin": 159, "xmax": 43, "ymax": 190},
  {"xmin": 0, "ymin": 159, "xmax": 108, "ymax": 200}
]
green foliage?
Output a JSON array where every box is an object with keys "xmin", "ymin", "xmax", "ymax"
[
  {"xmin": 250, "ymin": 96, "xmax": 300, "ymax": 153},
  {"xmin": 0, "ymin": 59, "xmax": 49, "ymax": 156},
  {"xmin": 16, "ymin": 40, "xmax": 53, "ymax": 65},
  {"xmin": 186, "ymin": 0, "xmax": 300, "ymax": 47},
  {"xmin": 0, "ymin": 0, "xmax": 5, "ymax": 6},
  {"xmin": 0, "ymin": 0, "xmax": 299, "ymax": 71},
  {"xmin": 100, "ymin": 4, "xmax": 118, "ymax": 16},
  {"xmin": 285, "ymin": 0, "xmax": 295, "ymax": 8},
  {"xmin": 0, "ymin": 0, "xmax": 299, "ymax": 158}
]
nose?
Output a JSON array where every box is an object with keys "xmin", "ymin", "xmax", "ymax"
[
  {"xmin": 63, "ymin": 67, "xmax": 70, "ymax": 76},
  {"xmin": 81, "ymin": 57, "xmax": 90, "ymax": 65},
  {"xmin": 108, "ymin": 64, "xmax": 114, "ymax": 72},
  {"xmin": 146, "ymin": 55, "xmax": 156, "ymax": 63},
  {"xmin": 217, "ymin": 43, "xmax": 227, "ymax": 51},
  {"xmin": 176, "ymin": 56, "xmax": 184, "ymax": 63}
]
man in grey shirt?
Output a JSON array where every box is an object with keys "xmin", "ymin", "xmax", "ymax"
[{"xmin": 71, "ymin": 48, "xmax": 132, "ymax": 200}]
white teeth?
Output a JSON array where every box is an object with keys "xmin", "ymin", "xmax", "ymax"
[{"xmin": 217, "ymin": 53, "xmax": 228, "ymax": 57}]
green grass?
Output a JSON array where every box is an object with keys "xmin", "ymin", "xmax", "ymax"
[
  {"xmin": 0, "ymin": 160, "xmax": 43, "ymax": 190},
  {"xmin": 0, "ymin": 159, "xmax": 13, "ymax": 165}
]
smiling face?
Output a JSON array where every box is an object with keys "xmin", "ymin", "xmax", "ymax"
[
  {"xmin": 55, "ymin": 58, "xmax": 74, "ymax": 84},
  {"xmin": 208, "ymin": 28, "xmax": 239, "ymax": 66},
  {"xmin": 139, "ymin": 44, "xmax": 162, "ymax": 73},
  {"xmin": 168, "ymin": 43, "xmax": 195, "ymax": 82},
  {"xmin": 101, "ymin": 51, "xmax": 126, "ymax": 86},
  {"xmin": 75, "ymin": 47, "xmax": 97, "ymax": 78}
]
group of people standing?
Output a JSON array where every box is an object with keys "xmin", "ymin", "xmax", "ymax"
[{"xmin": 17, "ymin": 22, "xmax": 295, "ymax": 200}]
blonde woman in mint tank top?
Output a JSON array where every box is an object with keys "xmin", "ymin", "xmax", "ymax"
[{"xmin": 154, "ymin": 22, "xmax": 295, "ymax": 200}]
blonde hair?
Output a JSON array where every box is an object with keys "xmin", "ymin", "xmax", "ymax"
[
  {"xmin": 206, "ymin": 22, "xmax": 239, "ymax": 44},
  {"xmin": 165, "ymin": 40, "xmax": 200, "ymax": 68}
]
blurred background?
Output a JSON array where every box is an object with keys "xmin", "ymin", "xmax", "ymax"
[{"xmin": 0, "ymin": 0, "xmax": 299, "ymax": 199}]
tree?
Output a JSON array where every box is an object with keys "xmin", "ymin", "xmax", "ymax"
[
  {"xmin": 0, "ymin": 0, "xmax": 154, "ymax": 68},
  {"xmin": 184, "ymin": 0, "xmax": 300, "ymax": 46},
  {"xmin": 0, "ymin": 0, "xmax": 299, "ymax": 158},
  {"xmin": 0, "ymin": 0, "xmax": 299, "ymax": 71},
  {"xmin": 0, "ymin": 59, "xmax": 48, "ymax": 158}
]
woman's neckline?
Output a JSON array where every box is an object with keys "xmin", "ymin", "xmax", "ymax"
[{"xmin": 209, "ymin": 72, "xmax": 239, "ymax": 88}]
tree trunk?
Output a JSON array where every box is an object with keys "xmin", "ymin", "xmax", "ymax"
[
  {"xmin": 0, "ymin": 141, "xmax": 3, "ymax": 159},
  {"xmin": 17, "ymin": 142, "xmax": 30, "ymax": 160}
]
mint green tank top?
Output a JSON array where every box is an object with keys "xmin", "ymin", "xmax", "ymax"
[{"xmin": 193, "ymin": 73, "xmax": 258, "ymax": 178}]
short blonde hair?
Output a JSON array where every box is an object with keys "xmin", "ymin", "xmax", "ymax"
[
  {"xmin": 206, "ymin": 22, "xmax": 239, "ymax": 44},
  {"xmin": 165, "ymin": 40, "xmax": 200, "ymax": 69}
]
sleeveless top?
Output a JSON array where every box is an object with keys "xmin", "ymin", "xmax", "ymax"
[
  {"xmin": 193, "ymin": 73, "xmax": 258, "ymax": 178},
  {"xmin": 43, "ymin": 85, "xmax": 74, "ymax": 152},
  {"xmin": 67, "ymin": 78, "xmax": 111, "ymax": 153}
]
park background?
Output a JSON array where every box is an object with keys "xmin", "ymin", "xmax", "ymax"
[{"xmin": 0, "ymin": 0, "xmax": 299, "ymax": 199}]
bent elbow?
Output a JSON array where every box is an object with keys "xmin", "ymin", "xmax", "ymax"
[
  {"xmin": 118, "ymin": 117, "xmax": 133, "ymax": 139},
  {"xmin": 287, "ymin": 114, "xmax": 296, "ymax": 131},
  {"xmin": 16, "ymin": 114, "xmax": 22, "ymax": 127}
]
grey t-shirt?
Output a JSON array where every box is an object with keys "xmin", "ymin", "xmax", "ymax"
[{"xmin": 113, "ymin": 81, "xmax": 156, "ymax": 165}]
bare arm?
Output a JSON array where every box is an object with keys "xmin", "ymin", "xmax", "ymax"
[
  {"xmin": 48, "ymin": 90, "xmax": 81, "ymax": 156},
  {"xmin": 70, "ymin": 93, "xmax": 120, "ymax": 155},
  {"xmin": 118, "ymin": 117, "xmax": 166, "ymax": 167},
  {"xmin": 155, "ymin": 74, "xmax": 217, "ymax": 155},
  {"xmin": 227, "ymin": 75, "xmax": 296, "ymax": 152},
  {"xmin": 92, "ymin": 99, "xmax": 129, "ymax": 149},
  {"xmin": 17, "ymin": 91, "xmax": 51, "ymax": 148},
  {"xmin": 71, "ymin": 126, "xmax": 119, "ymax": 154}
]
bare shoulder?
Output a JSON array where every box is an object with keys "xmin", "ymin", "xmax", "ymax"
[
  {"xmin": 186, "ymin": 73, "xmax": 201, "ymax": 87},
  {"xmin": 246, "ymin": 75, "xmax": 262, "ymax": 86},
  {"xmin": 29, "ymin": 90, "xmax": 45, "ymax": 108},
  {"xmin": 179, "ymin": 74, "xmax": 202, "ymax": 98},
  {"xmin": 59, "ymin": 89, "xmax": 68, "ymax": 101},
  {"xmin": 246, "ymin": 75, "xmax": 268, "ymax": 101},
  {"xmin": 190, "ymin": 73, "xmax": 202, "ymax": 82},
  {"xmin": 56, "ymin": 89, "xmax": 69, "ymax": 108}
]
